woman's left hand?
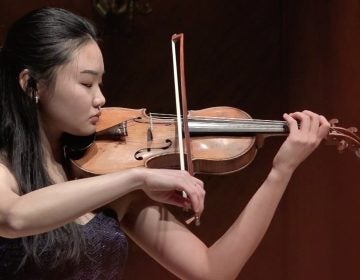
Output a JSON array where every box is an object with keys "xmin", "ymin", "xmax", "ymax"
[{"xmin": 273, "ymin": 110, "xmax": 330, "ymax": 174}]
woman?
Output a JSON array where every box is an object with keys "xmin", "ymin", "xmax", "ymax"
[{"xmin": 0, "ymin": 7, "xmax": 330, "ymax": 280}]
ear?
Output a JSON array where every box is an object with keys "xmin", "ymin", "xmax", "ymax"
[{"xmin": 18, "ymin": 69, "xmax": 31, "ymax": 92}]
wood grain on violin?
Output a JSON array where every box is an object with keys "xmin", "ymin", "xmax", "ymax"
[{"xmin": 67, "ymin": 107, "xmax": 360, "ymax": 178}]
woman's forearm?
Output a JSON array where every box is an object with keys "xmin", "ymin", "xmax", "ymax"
[
  {"xmin": 206, "ymin": 167, "xmax": 293, "ymax": 279},
  {"xmin": 122, "ymin": 167, "xmax": 295, "ymax": 280},
  {"xmin": 1, "ymin": 168, "xmax": 144, "ymax": 238}
]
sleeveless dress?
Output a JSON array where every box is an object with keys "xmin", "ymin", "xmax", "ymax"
[{"xmin": 0, "ymin": 210, "xmax": 128, "ymax": 279}]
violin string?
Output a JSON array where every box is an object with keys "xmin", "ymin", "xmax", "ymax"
[
  {"xmin": 99, "ymin": 118, "xmax": 289, "ymax": 147},
  {"xmin": 148, "ymin": 113, "xmax": 288, "ymax": 126},
  {"xmin": 122, "ymin": 119, "xmax": 287, "ymax": 141},
  {"xmin": 122, "ymin": 117, "xmax": 288, "ymax": 133},
  {"xmin": 153, "ymin": 114, "xmax": 286, "ymax": 124}
]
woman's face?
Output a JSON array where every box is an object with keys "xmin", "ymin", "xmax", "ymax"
[{"xmin": 39, "ymin": 40, "xmax": 106, "ymax": 138}]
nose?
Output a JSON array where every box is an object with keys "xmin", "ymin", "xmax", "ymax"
[{"xmin": 94, "ymin": 86, "xmax": 106, "ymax": 108}]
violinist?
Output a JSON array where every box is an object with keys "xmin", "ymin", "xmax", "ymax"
[{"xmin": 0, "ymin": 7, "xmax": 330, "ymax": 279}]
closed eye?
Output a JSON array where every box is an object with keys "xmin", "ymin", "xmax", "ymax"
[{"xmin": 81, "ymin": 83, "xmax": 93, "ymax": 88}]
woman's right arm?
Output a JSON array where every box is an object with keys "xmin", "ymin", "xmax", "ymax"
[{"xmin": 0, "ymin": 165, "xmax": 203, "ymax": 238}]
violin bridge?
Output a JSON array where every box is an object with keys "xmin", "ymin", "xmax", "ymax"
[
  {"xmin": 147, "ymin": 127, "xmax": 153, "ymax": 141},
  {"xmin": 147, "ymin": 127, "xmax": 153, "ymax": 152}
]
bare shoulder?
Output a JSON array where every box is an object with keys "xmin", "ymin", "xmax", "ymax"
[{"xmin": 0, "ymin": 157, "xmax": 19, "ymax": 194}]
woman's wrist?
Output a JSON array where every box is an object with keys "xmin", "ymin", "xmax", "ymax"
[
  {"xmin": 126, "ymin": 167, "xmax": 147, "ymax": 192},
  {"xmin": 267, "ymin": 164, "xmax": 294, "ymax": 187}
]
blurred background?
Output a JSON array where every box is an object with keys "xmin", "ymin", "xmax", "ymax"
[{"xmin": 1, "ymin": 1, "xmax": 360, "ymax": 279}]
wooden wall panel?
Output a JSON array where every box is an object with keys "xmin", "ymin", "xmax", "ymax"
[{"xmin": 282, "ymin": 1, "xmax": 360, "ymax": 279}]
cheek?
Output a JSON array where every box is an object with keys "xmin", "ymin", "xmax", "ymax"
[
  {"xmin": 43, "ymin": 94, "xmax": 84, "ymax": 127},
  {"xmin": 62, "ymin": 98, "xmax": 90, "ymax": 125},
  {"xmin": 42, "ymin": 82, "xmax": 95, "ymax": 134},
  {"xmin": 54, "ymin": 85, "xmax": 89, "ymax": 113},
  {"xmin": 60, "ymin": 95, "xmax": 95, "ymax": 134}
]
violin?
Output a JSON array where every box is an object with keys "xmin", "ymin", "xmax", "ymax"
[
  {"xmin": 68, "ymin": 106, "xmax": 360, "ymax": 178},
  {"xmin": 67, "ymin": 33, "xmax": 360, "ymax": 178}
]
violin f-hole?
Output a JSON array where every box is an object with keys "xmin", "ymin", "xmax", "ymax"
[{"xmin": 134, "ymin": 139, "xmax": 173, "ymax": 160}]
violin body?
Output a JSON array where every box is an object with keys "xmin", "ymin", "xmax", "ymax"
[{"xmin": 71, "ymin": 106, "xmax": 259, "ymax": 177}]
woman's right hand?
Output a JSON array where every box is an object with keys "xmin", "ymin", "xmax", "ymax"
[{"xmin": 138, "ymin": 168, "xmax": 205, "ymax": 217}]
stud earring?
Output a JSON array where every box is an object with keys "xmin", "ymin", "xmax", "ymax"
[{"xmin": 35, "ymin": 95, "xmax": 39, "ymax": 104}]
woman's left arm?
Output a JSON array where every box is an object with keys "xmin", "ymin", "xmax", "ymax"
[
  {"xmin": 115, "ymin": 110, "xmax": 330, "ymax": 280},
  {"xmin": 118, "ymin": 168, "xmax": 293, "ymax": 280}
]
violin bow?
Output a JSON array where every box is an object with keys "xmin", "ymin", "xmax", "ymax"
[
  {"xmin": 171, "ymin": 33, "xmax": 200, "ymax": 226},
  {"xmin": 171, "ymin": 33, "xmax": 194, "ymax": 174}
]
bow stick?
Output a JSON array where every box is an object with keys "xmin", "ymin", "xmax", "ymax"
[{"xmin": 171, "ymin": 33, "xmax": 200, "ymax": 226}]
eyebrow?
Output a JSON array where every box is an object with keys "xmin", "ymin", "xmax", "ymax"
[{"xmin": 80, "ymin": 69, "xmax": 104, "ymax": 76}]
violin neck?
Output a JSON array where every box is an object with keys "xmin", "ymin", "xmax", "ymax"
[{"xmin": 188, "ymin": 119, "xmax": 289, "ymax": 136}]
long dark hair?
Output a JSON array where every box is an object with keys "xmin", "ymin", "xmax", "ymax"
[{"xmin": 0, "ymin": 7, "xmax": 98, "ymax": 269}]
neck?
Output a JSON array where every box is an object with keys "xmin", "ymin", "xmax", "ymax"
[
  {"xmin": 39, "ymin": 121, "xmax": 63, "ymax": 164},
  {"xmin": 39, "ymin": 123, "xmax": 72, "ymax": 182}
]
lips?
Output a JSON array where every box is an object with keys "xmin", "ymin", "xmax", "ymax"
[
  {"xmin": 90, "ymin": 111, "xmax": 101, "ymax": 124},
  {"xmin": 91, "ymin": 110, "xmax": 101, "ymax": 118}
]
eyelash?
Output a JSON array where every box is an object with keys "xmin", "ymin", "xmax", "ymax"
[{"xmin": 81, "ymin": 83, "xmax": 103, "ymax": 89}]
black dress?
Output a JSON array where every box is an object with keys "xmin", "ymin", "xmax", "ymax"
[{"xmin": 0, "ymin": 210, "xmax": 128, "ymax": 279}]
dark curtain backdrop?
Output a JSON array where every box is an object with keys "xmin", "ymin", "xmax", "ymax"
[{"xmin": 1, "ymin": 1, "xmax": 360, "ymax": 279}]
